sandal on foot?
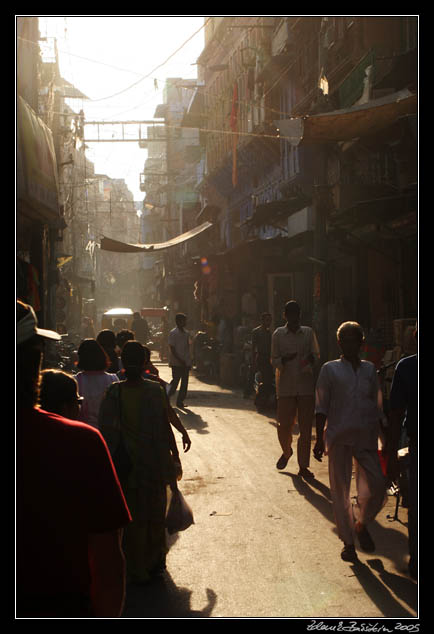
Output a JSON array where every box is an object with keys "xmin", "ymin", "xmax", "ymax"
[
  {"xmin": 341, "ymin": 544, "xmax": 359, "ymax": 563},
  {"xmin": 276, "ymin": 448, "xmax": 293, "ymax": 470},
  {"xmin": 298, "ymin": 467, "xmax": 315, "ymax": 479}
]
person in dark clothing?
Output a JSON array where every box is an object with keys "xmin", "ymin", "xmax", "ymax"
[
  {"xmin": 131, "ymin": 312, "xmax": 150, "ymax": 345},
  {"xmin": 99, "ymin": 340, "xmax": 178, "ymax": 584},
  {"xmin": 252, "ymin": 313, "xmax": 274, "ymax": 407},
  {"xmin": 97, "ymin": 329, "xmax": 119, "ymax": 373},
  {"xmin": 387, "ymin": 324, "xmax": 418, "ymax": 580},
  {"xmin": 39, "ymin": 369, "xmax": 83, "ymax": 420},
  {"xmin": 116, "ymin": 329, "xmax": 135, "ymax": 376},
  {"xmin": 116, "ymin": 329, "xmax": 135, "ymax": 351},
  {"xmin": 142, "ymin": 346, "xmax": 191, "ymax": 455},
  {"xmin": 16, "ymin": 300, "xmax": 131, "ymax": 617}
]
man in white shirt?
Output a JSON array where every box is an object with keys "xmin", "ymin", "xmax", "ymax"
[
  {"xmin": 314, "ymin": 321, "xmax": 387, "ymax": 563},
  {"xmin": 271, "ymin": 300, "xmax": 320, "ymax": 478},
  {"xmin": 168, "ymin": 313, "xmax": 192, "ymax": 408}
]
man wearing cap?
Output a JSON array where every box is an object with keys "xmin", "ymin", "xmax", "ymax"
[{"xmin": 16, "ymin": 300, "xmax": 132, "ymax": 618}]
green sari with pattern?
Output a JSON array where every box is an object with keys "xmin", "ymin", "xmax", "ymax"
[{"xmin": 99, "ymin": 378, "xmax": 177, "ymax": 583}]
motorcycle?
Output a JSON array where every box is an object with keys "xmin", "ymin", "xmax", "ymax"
[
  {"xmin": 48, "ymin": 334, "xmax": 79, "ymax": 373},
  {"xmin": 253, "ymin": 366, "xmax": 276, "ymax": 412},
  {"xmin": 193, "ymin": 331, "xmax": 221, "ymax": 380},
  {"xmin": 239, "ymin": 335, "xmax": 254, "ymax": 398}
]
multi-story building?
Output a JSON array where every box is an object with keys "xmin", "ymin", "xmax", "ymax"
[
  {"xmin": 37, "ymin": 33, "xmax": 99, "ymax": 335},
  {"xmin": 139, "ymin": 124, "xmax": 169, "ymax": 308},
  {"xmin": 17, "ymin": 18, "xmax": 148, "ymax": 335},
  {"xmin": 95, "ymin": 16, "xmax": 417, "ymax": 367},
  {"xmin": 17, "ymin": 18, "xmax": 92, "ymax": 335},
  {"xmin": 273, "ymin": 16, "xmax": 418, "ymax": 360},
  {"xmin": 181, "ymin": 16, "xmax": 417, "ymax": 363},
  {"xmin": 147, "ymin": 78, "xmax": 204, "ymax": 318},
  {"xmin": 17, "ymin": 17, "xmax": 63, "ymax": 331}
]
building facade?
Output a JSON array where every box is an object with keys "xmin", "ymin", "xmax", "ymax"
[
  {"xmin": 17, "ymin": 18, "xmax": 145, "ymax": 336},
  {"xmin": 147, "ymin": 78, "xmax": 203, "ymax": 320},
  {"xmin": 178, "ymin": 16, "xmax": 417, "ymax": 363},
  {"xmin": 17, "ymin": 17, "xmax": 63, "ymax": 331}
]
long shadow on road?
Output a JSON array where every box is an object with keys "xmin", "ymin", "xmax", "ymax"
[
  {"xmin": 175, "ymin": 406, "xmax": 210, "ymax": 435},
  {"xmin": 280, "ymin": 473, "xmax": 418, "ymax": 617},
  {"xmin": 280, "ymin": 471, "xmax": 335, "ymax": 524},
  {"xmin": 348, "ymin": 560, "xmax": 417, "ymax": 617},
  {"xmin": 122, "ymin": 573, "xmax": 217, "ymax": 618}
]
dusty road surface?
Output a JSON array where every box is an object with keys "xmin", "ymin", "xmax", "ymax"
[{"xmin": 122, "ymin": 363, "xmax": 418, "ymax": 620}]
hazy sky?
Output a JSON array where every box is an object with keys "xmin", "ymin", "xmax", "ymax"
[{"xmin": 38, "ymin": 16, "xmax": 206, "ymax": 201}]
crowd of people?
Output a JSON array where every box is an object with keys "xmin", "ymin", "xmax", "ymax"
[
  {"xmin": 16, "ymin": 298, "xmax": 417, "ymax": 617},
  {"xmin": 16, "ymin": 301, "xmax": 191, "ymax": 618}
]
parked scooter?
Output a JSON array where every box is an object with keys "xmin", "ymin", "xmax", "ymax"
[
  {"xmin": 51, "ymin": 334, "xmax": 79, "ymax": 373},
  {"xmin": 254, "ymin": 369, "xmax": 276, "ymax": 412},
  {"xmin": 193, "ymin": 331, "xmax": 220, "ymax": 380},
  {"xmin": 239, "ymin": 334, "xmax": 254, "ymax": 398}
]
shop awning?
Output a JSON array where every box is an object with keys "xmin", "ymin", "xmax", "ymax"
[
  {"xmin": 100, "ymin": 221, "xmax": 213, "ymax": 253},
  {"xmin": 274, "ymin": 89, "xmax": 417, "ymax": 146},
  {"xmin": 17, "ymin": 95, "xmax": 60, "ymax": 224},
  {"xmin": 329, "ymin": 189, "xmax": 418, "ymax": 238}
]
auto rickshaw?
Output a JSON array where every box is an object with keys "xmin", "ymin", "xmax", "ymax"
[{"xmin": 101, "ymin": 308, "xmax": 134, "ymax": 332}]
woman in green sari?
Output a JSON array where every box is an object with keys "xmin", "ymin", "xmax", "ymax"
[{"xmin": 99, "ymin": 341, "xmax": 180, "ymax": 584}]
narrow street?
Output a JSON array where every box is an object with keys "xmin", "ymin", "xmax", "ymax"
[
  {"xmin": 17, "ymin": 16, "xmax": 418, "ymax": 624},
  {"xmin": 122, "ymin": 363, "xmax": 418, "ymax": 620}
]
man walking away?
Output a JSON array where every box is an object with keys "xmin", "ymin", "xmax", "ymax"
[
  {"xmin": 168, "ymin": 313, "xmax": 192, "ymax": 408},
  {"xmin": 314, "ymin": 321, "xmax": 387, "ymax": 563},
  {"xmin": 131, "ymin": 312, "xmax": 150, "ymax": 345},
  {"xmin": 271, "ymin": 300, "xmax": 320, "ymax": 478}
]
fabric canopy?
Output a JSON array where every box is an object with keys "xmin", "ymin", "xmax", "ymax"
[
  {"xmin": 100, "ymin": 221, "xmax": 213, "ymax": 253},
  {"xmin": 17, "ymin": 95, "xmax": 60, "ymax": 222},
  {"xmin": 275, "ymin": 89, "xmax": 417, "ymax": 146}
]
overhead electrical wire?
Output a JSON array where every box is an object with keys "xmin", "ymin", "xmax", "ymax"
[
  {"xmin": 19, "ymin": 26, "xmax": 322, "ymax": 142},
  {"xmin": 20, "ymin": 16, "xmax": 319, "ymax": 198},
  {"xmin": 18, "ymin": 18, "xmax": 317, "ymax": 123},
  {"xmin": 77, "ymin": 17, "xmax": 211, "ymax": 103}
]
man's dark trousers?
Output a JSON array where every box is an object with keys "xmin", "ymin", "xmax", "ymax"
[{"xmin": 168, "ymin": 365, "xmax": 189, "ymax": 405}]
